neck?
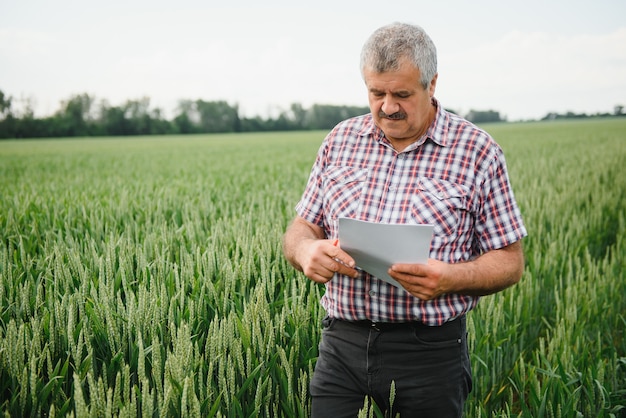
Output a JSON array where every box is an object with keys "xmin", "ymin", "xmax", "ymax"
[{"xmin": 388, "ymin": 104, "xmax": 436, "ymax": 152}]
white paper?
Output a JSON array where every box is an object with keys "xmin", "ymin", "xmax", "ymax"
[{"xmin": 338, "ymin": 218, "xmax": 434, "ymax": 290}]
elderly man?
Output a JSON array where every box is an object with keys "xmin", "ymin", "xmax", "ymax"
[{"xmin": 283, "ymin": 22, "xmax": 527, "ymax": 417}]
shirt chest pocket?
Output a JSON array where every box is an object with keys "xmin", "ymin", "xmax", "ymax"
[
  {"xmin": 322, "ymin": 166, "xmax": 368, "ymax": 220},
  {"xmin": 411, "ymin": 178, "xmax": 470, "ymax": 237}
]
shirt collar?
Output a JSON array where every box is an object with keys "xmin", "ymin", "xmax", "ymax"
[{"xmin": 425, "ymin": 98, "xmax": 449, "ymax": 147}]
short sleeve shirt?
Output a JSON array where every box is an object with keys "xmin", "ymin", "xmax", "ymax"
[{"xmin": 296, "ymin": 99, "xmax": 527, "ymax": 325}]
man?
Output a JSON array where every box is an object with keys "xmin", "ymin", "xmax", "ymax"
[{"xmin": 283, "ymin": 22, "xmax": 527, "ymax": 417}]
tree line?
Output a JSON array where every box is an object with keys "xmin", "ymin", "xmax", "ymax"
[
  {"xmin": 540, "ymin": 105, "xmax": 625, "ymax": 121},
  {"xmin": 0, "ymin": 90, "xmax": 371, "ymax": 139}
]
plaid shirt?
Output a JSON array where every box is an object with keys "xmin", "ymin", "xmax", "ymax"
[{"xmin": 296, "ymin": 99, "xmax": 527, "ymax": 325}]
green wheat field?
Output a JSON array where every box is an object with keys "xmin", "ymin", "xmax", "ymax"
[{"xmin": 1, "ymin": 119, "xmax": 625, "ymax": 417}]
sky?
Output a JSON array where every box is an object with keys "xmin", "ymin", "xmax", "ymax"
[{"xmin": 1, "ymin": 0, "xmax": 625, "ymax": 121}]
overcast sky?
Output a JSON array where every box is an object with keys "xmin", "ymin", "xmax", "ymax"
[{"xmin": 1, "ymin": 0, "xmax": 625, "ymax": 121}]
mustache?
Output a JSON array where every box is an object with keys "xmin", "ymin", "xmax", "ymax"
[{"xmin": 378, "ymin": 110, "xmax": 407, "ymax": 120}]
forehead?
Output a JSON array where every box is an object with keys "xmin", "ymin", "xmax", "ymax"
[{"xmin": 363, "ymin": 63, "xmax": 422, "ymax": 92}]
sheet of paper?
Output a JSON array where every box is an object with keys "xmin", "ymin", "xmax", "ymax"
[{"xmin": 338, "ymin": 218, "xmax": 434, "ymax": 290}]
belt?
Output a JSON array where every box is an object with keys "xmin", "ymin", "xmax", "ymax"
[
  {"xmin": 338, "ymin": 315, "xmax": 463, "ymax": 332},
  {"xmin": 348, "ymin": 320, "xmax": 416, "ymax": 332}
]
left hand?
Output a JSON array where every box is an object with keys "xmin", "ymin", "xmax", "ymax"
[
  {"xmin": 388, "ymin": 242, "xmax": 525, "ymax": 300},
  {"xmin": 388, "ymin": 259, "xmax": 452, "ymax": 300}
]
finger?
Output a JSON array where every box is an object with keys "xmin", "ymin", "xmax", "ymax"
[
  {"xmin": 333, "ymin": 252, "xmax": 356, "ymax": 269},
  {"xmin": 302, "ymin": 259, "xmax": 335, "ymax": 282},
  {"xmin": 326, "ymin": 243, "xmax": 358, "ymax": 278},
  {"xmin": 409, "ymin": 289, "xmax": 435, "ymax": 301},
  {"xmin": 311, "ymin": 263, "xmax": 355, "ymax": 284},
  {"xmin": 394, "ymin": 278, "xmax": 432, "ymax": 301},
  {"xmin": 388, "ymin": 268, "xmax": 412, "ymax": 283},
  {"xmin": 329, "ymin": 253, "xmax": 358, "ymax": 278},
  {"xmin": 335, "ymin": 263, "xmax": 359, "ymax": 278},
  {"xmin": 309, "ymin": 272, "xmax": 332, "ymax": 284},
  {"xmin": 321, "ymin": 255, "xmax": 354, "ymax": 277},
  {"xmin": 328, "ymin": 245, "xmax": 356, "ymax": 267},
  {"xmin": 305, "ymin": 263, "xmax": 335, "ymax": 283},
  {"xmin": 312, "ymin": 254, "xmax": 357, "ymax": 280},
  {"xmin": 390, "ymin": 263, "xmax": 427, "ymax": 277}
]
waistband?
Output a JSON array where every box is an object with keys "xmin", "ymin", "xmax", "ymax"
[{"xmin": 335, "ymin": 315, "xmax": 464, "ymax": 332}]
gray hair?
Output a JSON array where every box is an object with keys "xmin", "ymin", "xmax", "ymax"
[{"xmin": 360, "ymin": 22, "xmax": 437, "ymax": 90}]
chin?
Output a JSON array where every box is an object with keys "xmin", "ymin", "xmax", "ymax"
[
  {"xmin": 379, "ymin": 118, "xmax": 402, "ymax": 128},
  {"xmin": 381, "ymin": 122, "xmax": 407, "ymax": 134}
]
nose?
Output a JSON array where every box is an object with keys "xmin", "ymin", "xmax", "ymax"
[{"xmin": 380, "ymin": 94, "xmax": 400, "ymax": 115}]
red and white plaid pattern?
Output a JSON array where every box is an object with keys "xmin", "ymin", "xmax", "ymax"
[{"xmin": 296, "ymin": 99, "xmax": 527, "ymax": 325}]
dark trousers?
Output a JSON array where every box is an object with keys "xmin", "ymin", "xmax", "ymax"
[{"xmin": 310, "ymin": 315, "xmax": 472, "ymax": 417}]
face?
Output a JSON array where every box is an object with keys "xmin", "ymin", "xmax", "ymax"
[{"xmin": 363, "ymin": 58, "xmax": 437, "ymax": 150}]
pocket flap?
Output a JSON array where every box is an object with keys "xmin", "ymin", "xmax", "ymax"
[
  {"xmin": 324, "ymin": 166, "xmax": 368, "ymax": 184},
  {"xmin": 417, "ymin": 177, "xmax": 468, "ymax": 200}
]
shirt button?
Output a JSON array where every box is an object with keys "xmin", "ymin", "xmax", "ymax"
[
  {"xmin": 369, "ymin": 290, "xmax": 376, "ymax": 296},
  {"xmin": 389, "ymin": 185, "xmax": 398, "ymax": 192}
]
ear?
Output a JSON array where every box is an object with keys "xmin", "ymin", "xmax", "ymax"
[{"xmin": 429, "ymin": 73, "xmax": 438, "ymax": 97}]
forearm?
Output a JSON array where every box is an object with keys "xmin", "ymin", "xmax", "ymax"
[{"xmin": 445, "ymin": 241, "xmax": 525, "ymax": 296}]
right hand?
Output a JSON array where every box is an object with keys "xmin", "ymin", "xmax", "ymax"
[{"xmin": 297, "ymin": 239, "xmax": 358, "ymax": 284}]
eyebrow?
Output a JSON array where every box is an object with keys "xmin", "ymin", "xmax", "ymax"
[{"xmin": 369, "ymin": 87, "xmax": 412, "ymax": 96}]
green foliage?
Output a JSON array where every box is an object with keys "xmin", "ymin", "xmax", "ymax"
[
  {"xmin": 466, "ymin": 109, "xmax": 504, "ymax": 123},
  {"xmin": 468, "ymin": 119, "xmax": 626, "ymax": 417},
  {"xmin": 0, "ymin": 120, "xmax": 625, "ymax": 417},
  {"xmin": 0, "ymin": 89, "xmax": 370, "ymax": 139}
]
